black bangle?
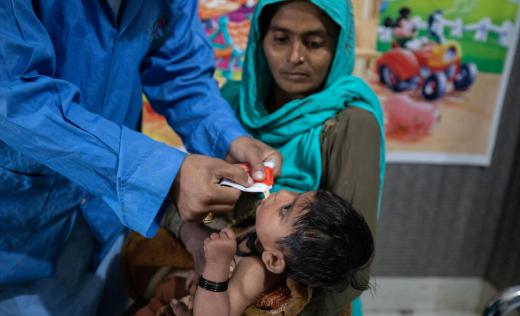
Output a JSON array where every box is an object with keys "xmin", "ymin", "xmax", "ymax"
[{"xmin": 198, "ymin": 276, "xmax": 229, "ymax": 292}]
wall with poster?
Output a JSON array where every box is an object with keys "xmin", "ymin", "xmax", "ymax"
[
  {"xmin": 142, "ymin": 0, "xmax": 520, "ymax": 166},
  {"xmin": 372, "ymin": 0, "xmax": 520, "ymax": 165}
]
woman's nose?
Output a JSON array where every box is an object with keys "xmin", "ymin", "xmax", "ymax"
[{"xmin": 288, "ymin": 41, "xmax": 304, "ymax": 64}]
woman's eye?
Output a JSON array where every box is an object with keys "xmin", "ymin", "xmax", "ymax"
[
  {"xmin": 273, "ymin": 36, "xmax": 289, "ymax": 45},
  {"xmin": 308, "ymin": 40, "xmax": 325, "ymax": 49}
]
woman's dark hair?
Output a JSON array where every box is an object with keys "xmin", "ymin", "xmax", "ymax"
[
  {"xmin": 278, "ymin": 190, "xmax": 374, "ymax": 291},
  {"xmin": 259, "ymin": 2, "xmax": 285, "ymax": 40},
  {"xmin": 258, "ymin": 1, "xmax": 340, "ymax": 41}
]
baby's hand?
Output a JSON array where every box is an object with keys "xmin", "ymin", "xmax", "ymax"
[{"xmin": 203, "ymin": 228, "xmax": 237, "ymax": 265}]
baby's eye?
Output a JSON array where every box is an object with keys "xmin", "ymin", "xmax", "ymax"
[{"xmin": 279, "ymin": 204, "xmax": 292, "ymax": 217}]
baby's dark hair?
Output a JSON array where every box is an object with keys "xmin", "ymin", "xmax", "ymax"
[{"xmin": 278, "ymin": 190, "xmax": 374, "ymax": 291}]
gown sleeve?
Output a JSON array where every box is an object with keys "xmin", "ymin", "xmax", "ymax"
[{"xmin": 0, "ymin": 0, "xmax": 185, "ymax": 237}]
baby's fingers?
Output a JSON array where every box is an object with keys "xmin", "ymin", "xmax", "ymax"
[{"xmin": 220, "ymin": 228, "xmax": 236, "ymax": 240}]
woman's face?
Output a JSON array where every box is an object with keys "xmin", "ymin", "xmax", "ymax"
[{"xmin": 262, "ymin": 1, "xmax": 338, "ymax": 100}]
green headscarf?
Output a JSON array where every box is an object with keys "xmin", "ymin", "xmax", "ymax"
[{"xmin": 222, "ymin": 0, "xmax": 386, "ymax": 214}]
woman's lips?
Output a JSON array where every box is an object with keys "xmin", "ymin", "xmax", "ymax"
[{"xmin": 281, "ymin": 71, "xmax": 309, "ymax": 81}]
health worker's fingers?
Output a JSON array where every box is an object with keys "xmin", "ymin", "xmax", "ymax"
[
  {"xmin": 206, "ymin": 204, "xmax": 235, "ymax": 215},
  {"xmin": 265, "ymin": 151, "xmax": 283, "ymax": 178},
  {"xmin": 211, "ymin": 183, "xmax": 242, "ymax": 203},
  {"xmin": 243, "ymin": 151, "xmax": 266, "ymax": 181},
  {"xmin": 214, "ymin": 160, "xmax": 251, "ymax": 187}
]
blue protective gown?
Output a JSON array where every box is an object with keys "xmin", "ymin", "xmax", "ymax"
[{"xmin": 0, "ymin": 0, "xmax": 247, "ymax": 287}]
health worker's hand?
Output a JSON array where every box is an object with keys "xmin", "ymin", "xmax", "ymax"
[
  {"xmin": 227, "ymin": 136, "xmax": 282, "ymax": 181},
  {"xmin": 171, "ymin": 154, "xmax": 250, "ymax": 221}
]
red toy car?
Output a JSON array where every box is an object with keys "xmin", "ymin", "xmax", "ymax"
[{"xmin": 376, "ymin": 41, "xmax": 478, "ymax": 100}]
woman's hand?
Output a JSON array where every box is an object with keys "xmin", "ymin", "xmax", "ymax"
[{"xmin": 179, "ymin": 221, "xmax": 213, "ymax": 275}]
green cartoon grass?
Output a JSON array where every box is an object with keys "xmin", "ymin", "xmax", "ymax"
[{"xmin": 377, "ymin": 0, "xmax": 519, "ymax": 73}]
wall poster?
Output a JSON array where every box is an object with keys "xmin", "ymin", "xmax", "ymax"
[{"xmin": 373, "ymin": 0, "xmax": 520, "ymax": 165}]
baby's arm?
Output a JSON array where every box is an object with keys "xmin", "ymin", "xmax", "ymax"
[
  {"xmin": 227, "ymin": 255, "xmax": 280, "ymax": 316},
  {"xmin": 193, "ymin": 228, "xmax": 278, "ymax": 316},
  {"xmin": 193, "ymin": 228, "xmax": 236, "ymax": 316}
]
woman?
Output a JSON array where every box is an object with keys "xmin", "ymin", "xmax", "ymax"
[
  {"xmin": 221, "ymin": 0, "xmax": 386, "ymax": 314},
  {"xmin": 122, "ymin": 1, "xmax": 385, "ymax": 315}
]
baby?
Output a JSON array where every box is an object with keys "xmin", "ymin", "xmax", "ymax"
[{"xmin": 193, "ymin": 189, "xmax": 374, "ymax": 316}]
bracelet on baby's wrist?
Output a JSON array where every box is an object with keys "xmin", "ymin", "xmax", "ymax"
[{"xmin": 198, "ymin": 276, "xmax": 229, "ymax": 292}]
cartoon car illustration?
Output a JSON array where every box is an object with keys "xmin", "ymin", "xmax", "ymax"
[{"xmin": 376, "ymin": 40, "xmax": 478, "ymax": 100}]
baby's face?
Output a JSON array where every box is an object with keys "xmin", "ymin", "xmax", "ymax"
[{"xmin": 255, "ymin": 190, "xmax": 316, "ymax": 251}]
